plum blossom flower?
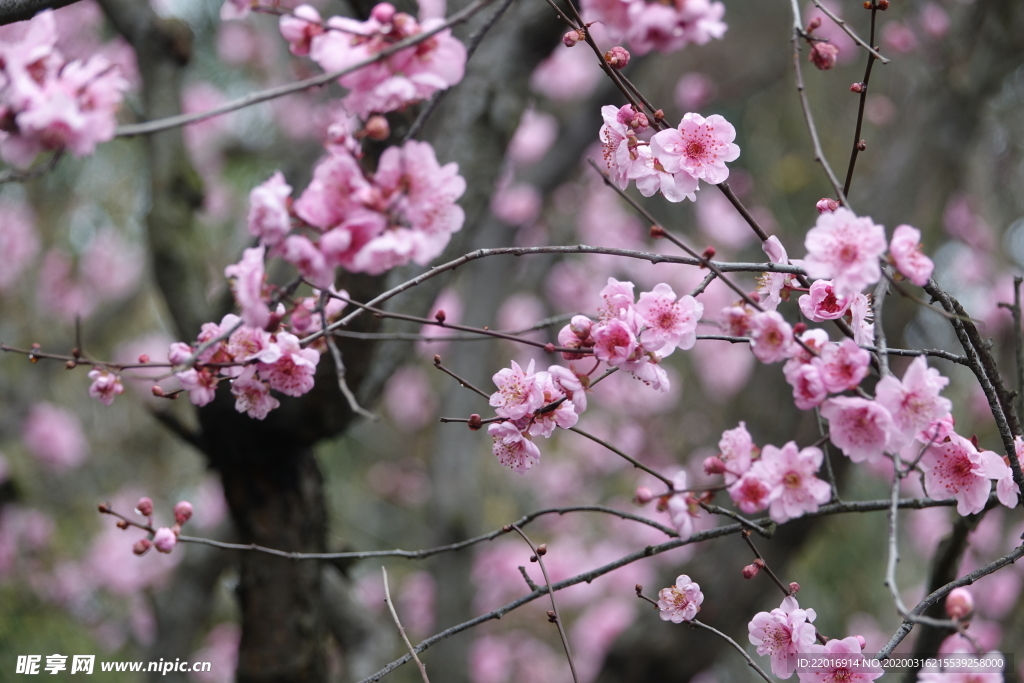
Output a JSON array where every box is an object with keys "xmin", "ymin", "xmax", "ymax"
[
  {"xmin": 598, "ymin": 105, "xmax": 650, "ymax": 190},
  {"xmin": 257, "ymin": 332, "xmax": 320, "ymax": 397},
  {"xmin": 488, "ymin": 421, "xmax": 541, "ymax": 473},
  {"xmin": 650, "ymin": 112, "xmax": 740, "ymax": 186},
  {"xmin": 798, "ymin": 280, "xmax": 853, "ymax": 322},
  {"xmin": 490, "ymin": 360, "xmax": 544, "ymax": 420},
  {"xmin": 888, "ymin": 224, "xmax": 934, "ymax": 287},
  {"xmin": 718, "ymin": 422, "xmax": 754, "ymax": 484},
  {"xmin": 547, "ymin": 364, "xmax": 588, "ymax": 414},
  {"xmin": 809, "ymin": 42, "xmax": 839, "ymax": 70},
  {"xmin": 874, "ymin": 356, "xmax": 951, "ymax": 449},
  {"xmin": 635, "ymin": 283, "xmax": 702, "ymax": 354},
  {"xmin": 797, "ymin": 637, "xmax": 882, "ymax": 683},
  {"xmin": 816, "ymin": 339, "xmax": 870, "ymax": 393},
  {"xmin": 657, "ymin": 575, "xmax": 703, "ymax": 623},
  {"xmin": 757, "ymin": 442, "xmax": 831, "ymax": 523},
  {"xmin": 281, "ymin": 235, "xmax": 334, "ymax": 289},
  {"xmin": 803, "ymin": 208, "xmax": 887, "ymax": 297},
  {"xmin": 176, "ymin": 369, "xmax": 219, "ymax": 407},
  {"xmin": 996, "ymin": 444, "xmax": 1021, "ymax": 509},
  {"xmin": 720, "ymin": 303, "xmax": 756, "ymax": 337},
  {"xmin": 748, "ymin": 596, "xmax": 818, "ymax": 679},
  {"xmin": 784, "ymin": 362, "xmax": 827, "ymax": 411},
  {"xmin": 88, "ymin": 368, "xmax": 124, "ymax": 406},
  {"xmin": 758, "ymin": 236, "xmax": 792, "ymax": 311},
  {"xmin": 748, "ymin": 311, "xmax": 794, "ymax": 363},
  {"xmin": 278, "ymin": 5, "xmax": 324, "ymax": 57},
  {"xmin": 848, "ymin": 293, "xmax": 875, "ymax": 345},
  {"xmin": 231, "ymin": 367, "xmax": 280, "ymax": 420},
  {"xmin": 0, "ymin": 199, "xmax": 39, "ymax": 291},
  {"xmin": 920, "ymin": 434, "xmax": 1008, "ymax": 515},
  {"xmin": 526, "ymin": 370, "xmax": 579, "ymax": 438},
  {"xmin": 820, "ymin": 397, "xmax": 893, "ymax": 463},
  {"xmin": 224, "ymin": 246, "xmax": 271, "ymax": 330},
  {"xmin": 247, "ymin": 171, "xmax": 292, "ymax": 246},
  {"xmin": 592, "ymin": 318, "xmax": 638, "ymax": 366},
  {"xmin": 729, "ymin": 471, "xmax": 773, "ymax": 514}
]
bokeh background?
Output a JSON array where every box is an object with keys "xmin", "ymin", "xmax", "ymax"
[{"xmin": 1, "ymin": 0, "xmax": 1023, "ymax": 681}]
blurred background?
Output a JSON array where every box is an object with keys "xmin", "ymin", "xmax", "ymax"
[{"xmin": 1, "ymin": 0, "xmax": 1023, "ymax": 681}]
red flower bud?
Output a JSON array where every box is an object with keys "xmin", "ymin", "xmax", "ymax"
[
  {"xmin": 133, "ymin": 539, "xmax": 152, "ymax": 556},
  {"xmin": 174, "ymin": 501, "xmax": 194, "ymax": 526},
  {"xmin": 135, "ymin": 497, "xmax": 154, "ymax": 517},
  {"xmin": 742, "ymin": 563, "xmax": 760, "ymax": 579},
  {"xmin": 789, "ymin": 581, "xmax": 801, "ymax": 594},
  {"xmin": 434, "ymin": 309, "xmax": 446, "ymax": 324},
  {"xmin": 703, "ymin": 456, "xmax": 727, "ymax": 475},
  {"xmin": 809, "ymin": 42, "xmax": 840, "ymax": 70},
  {"xmin": 850, "ymin": 82, "xmax": 865, "ymax": 93},
  {"xmin": 562, "ymin": 30, "xmax": 581, "ymax": 47},
  {"xmin": 604, "ymin": 46, "xmax": 630, "ymax": 69}
]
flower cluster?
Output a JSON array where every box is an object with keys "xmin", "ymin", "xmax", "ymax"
[
  {"xmin": 560, "ymin": 278, "xmax": 703, "ymax": 391},
  {"xmin": 707, "ymin": 424, "xmax": 831, "ymax": 523},
  {"xmin": 279, "ymin": 2, "xmax": 467, "ymax": 117},
  {"xmin": 128, "ymin": 497, "xmax": 194, "ymax": 557},
  {"xmin": 247, "ymin": 137, "xmax": 465, "ymax": 278},
  {"xmin": 487, "ymin": 360, "xmax": 585, "ymax": 473},
  {"xmin": 581, "ymin": 0, "xmax": 727, "ymax": 56},
  {"xmin": 0, "ymin": 10, "xmax": 128, "ymax": 166},
  {"xmin": 599, "ymin": 106, "xmax": 739, "ymax": 203}
]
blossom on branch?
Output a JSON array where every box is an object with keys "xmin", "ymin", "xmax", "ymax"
[
  {"xmin": 798, "ymin": 637, "xmax": 883, "ymax": 683},
  {"xmin": 657, "ymin": 574, "xmax": 703, "ymax": 623},
  {"xmin": 748, "ymin": 596, "xmax": 818, "ymax": 679},
  {"xmin": 888, "ymin": 224, "xmax": 934, "ymax": 286},
  {"xmin": 919, "ymin": 433, "xmax": 1010, "ymax": 515},
  {"xmin": 803, "ymin": 208, "xmax": 887, "ymax": 298}
]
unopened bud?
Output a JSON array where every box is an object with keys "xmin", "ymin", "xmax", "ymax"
[
  {"xmin": 816, "ymin": 198, "xmax": 840, "ymax": 214},
  {"xmin": 151, "ymin": 385, "xmax": 166, "ymax": 397},
  {"xmin": 98, "ymin": 502, "xmax": 110, "ymax": 513},
  {"xmin": 433, "ymin": 354, "xmax": 442, "ymax": 365},
  {"xmin": 434, "ymin": 309, "xmax": 446, "ymax": 324},
  {"xmin": 753, "ymin": 558, "xmax": 766, "ymax": 569},
  {"xmin": 468, "ymin": 414, "xmax": 483, "ymax": 431},
  {"xmin": 877, "ymin": 0, "xmax": 889, "ymax": 9},
  {"xmin": 364, "ymin": 115, "xmax": 390, "ymax": 141},
  {"xmin": 536, "ymin": 543, "xmax": 547, "ymax": 556},
  {"xmin": 742, "ymin": 563, "xmax": 760, "ymax": 579},
  {"xmin": 857, "ymin": 139, "xmax": 867, "ymax": 151},
  {"xmin": 604, "ymin": 46, "xmax": 630, "ymax": 69},
  {"xmin": 806, "ymin": 17, "xmax": 822, "ymax": 32},
  {"xmin": 174, "ymin": 501, "xmax": 194, "ymax": 525},
  {"xmin": 945, "ymin": 587, "xmax": 974, "ymax": 620},
  {"xmin": 809, "ymin": 42, "xmax": 840, "ymax": 70},
  {"xmin": 530, "ymin": 554, "xmax": 538, "ymax": 562},
  {"xmin": 65, "ymin": 360, "xmax": 76, "ymax": 369},
  {"xmin": 863, "ymin": 1, "xmax": 872, "ymax": 8},
  {"xmin": 789, "ymin": 581, "xmax": 801, "ymax": 594},
  {"xmin": 850, "ymin": 82, "xmax": 865, "ymax": 93},
  {"xmin": 562, "ymin": 30, "xmax": 581, "ymax": 48},
  {"xmin": 702, "ymin": 246, "xmax": 716, "ymax": 261},
  {"xmin": 635, "ymin": 584, "xmax": 644, "ymax": 595},
  {"xmin": 544, "ymin": 343, "xmax": 556, "ymax": 353},
  {"xmin": 703, "ymin": 456, "xmax": 727, "ymax": 475},
  {"xmin": 569, "ymin": 315, "xmax": 592, "ymax": 339},
  {"xmin": 793, "ymin": 322, "xmax": 808, "ymax": 335},
  {"xmin": 635, "ymin": 486, "xmax": 655, "ymax": 504},
  {"xmin": 855, "ymin": 635, "xmax": 867, "ymax": 649},
  {"xmin": 133, "ymin": 539, "xmax": 152, "ymax": 556},
  {"xmin": 653, "ymin": 109, "xmax": 665, "ymax": 122},
  {"xmin": 502, "ymin": 524, "xmax": 513, "ymax": 533},
  {"xmin": 138, "ymin": 354, "xmax": 151, "ymax": 363},
  {"xmin": 117, "ymin": 520, "xmax": 129, "ymax": 529},
  {"xmin": 650, "ymin": 225, "xmax": 666, "ymax": 239},
  {"xmin": 547, "ymin": 610, "xmax": 557, "ymax": 623},
  {"xmin": 371, "ymin": 2, "xmax": 396, "ymax": 23},
  {"xmin": 136, "ymin": 497, "xmax": 154, "ymax": 517},
  {"xmin": 153, "ymin": 527, "xmax": 177, "ymax": 554}
]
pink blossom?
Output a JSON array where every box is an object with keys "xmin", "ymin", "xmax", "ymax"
[
  {"xmin": 889, "ymin": 224, "xmax": 934, "ymax": 287},
  {"xmin": 279, "ymin": 5, "xmax": 323, "ymax": 57},
  {"xmin": 729, "ymin": 471, "xmax": 773, "ymax": 514},
  {"xmin": 945, "ymin": 587, "xmax": 974, "ymax": 620},
  {"xmin": 174, "ymin": 501, "xmax": 193, "ymax": 525},
  {"xmin": 757, "ymin": 442, "xmax": 831, "ymax": 523},
  {"xmin": 508, "ymin": 107, "xmax": 558, "ymax": 167},
  {"xmin": 875, "ymin": 356, "xmax": 952, "ymax": 449},
  {"xmin": 919, "ymin": 433, "xmax": 1005, "ymax": 516},
  {"xmin": 749, "ymin": 311, "xmax": 794, "ymax": 363},
  {"xmin": 784, "ymin": 362, "xmax": 828, "ymax": 410},
  {"xmin": 281, "ymin": 235, "xmax": 334, "ymax": 289},
  {"xmin": 809, "ymin": 42, "xmax": 839, "ymax": 70},
  {"xmin": 526, "ymin": 370, "xmax": 579, "ymax": 438},
  {"xmin": 592, "ymin": 318, "xmax": 639, "ymax": 366},
  {"xmin": 293, "ymin": 150, "xmax": 370, "ymax": 231},
  {"xmin": 79, "ymin": 228, "xmax": 143, "ymax": 302},
  {"xmin": 230, "ymin": 367, "xmax": 280, "ymax": 420},
  {"xmin": 816, "ymin": 198, "xmax": 839, "ymax": 214},
  {"xmin": 848, "ymin": 293, "xmax": 875, "ymax": 345},
  {"xmin": 490, "ymin": 181, "xmax": 540, "ymax": 226},
  {"xmin": 176, "ymin": 369, "xmax": 219, "ymax": 407},
  {"xmin": 488, "ymin": 421, "xmax": 541, "ymax": 473},
  {"xmin": 748, "ymin": 596, "xmax": 818, "ymax": 679},
  {"xmin": 758, "ymin": 236, "xmax": 791, "ymax": 311},
  {"xmin": 798, "ymin": 280, "xmax": 853, "ymax": 322},
  {"xmin": 718, "ymin": 422, "xmax": 753, "ymax": 483},
  {"xmin": 247, "ymin": 171, "xmax": 292, "ymax": 246},
  {"xmin": 820, "ymin": 397, "xmax": 894, "ymax": 463},
  {"xmin": 797, "ymin": 637, "xmax": 882, "ymax": 683},
  {"xmin": 816, "ymin": 339, "xmax": 870, "ymax": 393},
  {"xmin": 88, "ymin": 368, "xmax": 124, "ymax": 406},
  {"xmin": 152, "ymin": 527, "xmax": 176, "ymax": 554},
  {"xmin": 803, "ymin": 208, "xmax": 887, "ymax": 298},
  {"xmin": 720, "ymin": 303, "xmax": 756, "ymax": 337},
  {"xmin": 650, "ymin": 112, "xmax": 740, "ymax": 186},
  {"xmin": 489, "ymin": 360, "xmax": 543, "ymax": 420},
  {"xmin": 598, "ymin": 277, "xmax": 636, "ymax": 320},
  {"xmin": 657, "ymin": 574, "xmax": 703, "ymax": 623},
  {"xmin": 22, "ymin": 402, "xmax": 88, "ymax": 470},
  {"xmin": 167, "ymin": 342, "xmax": 193, "ymax": 366},
  {"xmin": 220, "ymin": 0, "xmax": 252, "ymax": 20},
  {"xmin": 0, "ymin": 199, "xmax": 39, "ymax": 291},
  {"xmin": 632, "ymin": 143, "xmax": 699, "ymax": 203},
  {"xmin": 636, "ymin": 283, "xmax": 703, "ymax": 354},
  {"xmin": 624, "ymin": 0, "xmax": 727, "ymax": 55},
  {"xmin": 547, "ymin": 364, "xmax": 588, "ymax": 413},
  {"xmin": 667, "ymin": 471, "xmax": 697, "ymax": 539},
  {"xmin": 224, "ymin": 323, "xmax": 276, "ymax": 374},
  {"xmin": 383, "ymin": 365, "xmax": 438, "ymax": 431},
  {"xmin": 224, "ymin": 246, "xmax": 271, "ymax": 330},
  {"xmin": 996, "ymin": 446, "xmax": 1020, "ymax": 509},
  {"xmin": 675, "ymin": 72, "xmax": 716, "ymax": 111},
  {"xmin": 598, "ymin": 104, "xmax": 648, "ymax": 190},
  {"xmin": 257, "ymin": 332, "xmax": 320, "ymax": 397}
]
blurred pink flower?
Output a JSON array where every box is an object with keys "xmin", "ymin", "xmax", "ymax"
[
  {"xmin": 384, "ymin": 365, "xmax": 438, "ymax": 431},
  {"xmin": 22, "ymin": 402, "xmax": 88, "ymax": 470},
  {"xmin": 0, "ymin": 199, "xmax": 39, "ymax": 291}
]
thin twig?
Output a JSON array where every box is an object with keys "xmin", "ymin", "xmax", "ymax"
[
  {"xmin": 691, "ymin": 272, "xmax": 717, "ymax": 297},
  {"xmin": 700, "ymin": 503, "xmax": 770, "ymax": 537},
  {"xmin": 0, "ymin": 149, "xmax": 64, "ymax": 184},
  {"xmin": 872, "ymin": 274, "xmax": 890, "ymax": 375},
  {"xmin": 432, "ymin": 356, "xmax": 490, "ymax": 399},
  {"xmin": 321, "ymin": 292, "xmax": 379, "ymax": 421},
  {"xmin": 842, "ymin": 2, "xmax": 880, "ymax": 197},
  {"xmin": 717, "ymin": 183, "xmax": 770, "ymax": 242},
  {"xmin": 115, "ymin": 0, "xmax": 496, "ymax": 137},
  {"xmin": 568, "ymin": 426, "xmax": 673, "ymax": 487},
  {"xmin": 518, "ymin": 565, "xmax": 540, "ymax": 591},
  {"xmin": 383, "ymin": 567, "xmax": 430, "ymax": 683},
  {"xmin": 690, "ymin": 620, "xmax": 776, "ymax": 683},
  {"xmin": 739, "ymin": 530, "xmax": 794, "ymax": 599},
  {"xmin": 809, "ymin": 0, "xmax": 889, "ymax": 63},
  {"xmin": 509, "ymin": 525, "xmax": 579, "ymax": 683}
]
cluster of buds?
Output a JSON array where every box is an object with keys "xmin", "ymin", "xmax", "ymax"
[{"xmin": 128, "ymin": 497, "xmax": 194, "ymax": 556}]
